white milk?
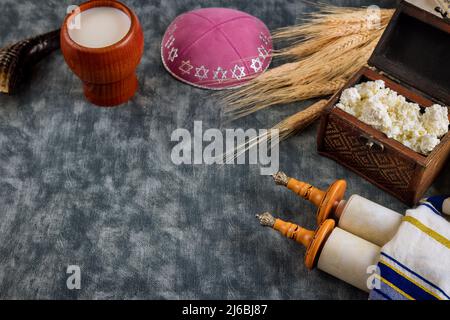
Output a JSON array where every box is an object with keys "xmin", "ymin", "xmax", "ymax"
[{"xmin": 68, "ymin": 7, "xmax": 131, "ymax": 48}]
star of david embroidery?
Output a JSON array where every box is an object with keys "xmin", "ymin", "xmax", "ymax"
[
  {"xmin": 168, "ymin": 47, "xmax": 178, "ymax": 62},
  {"xmin": 250, "ymin": 58, "xmax": 262, "ymax": 73},
  {"xmin": 179, "ymin": 60, "xmax": 193, "ymax": 75},
  {"xmin": 165, "ymin": 35, "xmax": 175, "ymax": 49},
  {"xmin": 169, "ymin": 24, "xmax": 178, "ymax": 34},
  {"xmin": 195, "ymin": 65, "xmax": 209, "ymax": 80},
  {"xmin": 258, "ymin": 46, "xmax": 270, "ymax": 60},
  {"xmin": 259, "ymin": 32, "xmax": 269, "ymax": 46},
  {"xmin": 231, "ymin": 64, "xmax": 246, "ymax": 80},
  {"xmin": 213, "ymin": 67, "xmax": 227, "ymax": 82}
]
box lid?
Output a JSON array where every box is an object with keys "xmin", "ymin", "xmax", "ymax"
[
  {"xmin": 405, "ymin": 0, "xmax": 448, "ymax": 18},
  {"xmin": 368, "ymin": 0, "xmax": 450, "ymax": 105}
]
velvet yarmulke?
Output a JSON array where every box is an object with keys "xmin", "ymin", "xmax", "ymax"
[{"xmin": 161, "ymin": 8, "xmax": 272, "ymax": 90}]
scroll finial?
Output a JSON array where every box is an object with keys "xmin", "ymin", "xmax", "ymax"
[
  {"xmin": 271, "ymin": 170, "xmax": 347, "ymax": 225},
  {"xmin": 256, "ymin": 212, "xmax": 276, "ymax": 227},
  {"xmin": 273, "ymin": 171, "xmax": 289, "ymax": 186},
  {"xmin": 255, "ymin": 211, "xmax": 336, "ymax": 270}
]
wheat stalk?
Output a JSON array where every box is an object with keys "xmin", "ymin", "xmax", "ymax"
[
  {"xmin": 221, "ymin": 99, "xmax": 329, "ymax": 163},
  {"xmin": 224, "ymin": 34, "xmax": 379, "ymax": 117},
  {"xmin": 274, "ymin": 5, "xmax": 393, "ymax": 39},
  {"xmin": 273, "ymin": 99, "xmax": 329, "ymax": 139},
  {"xmin": 219, "ymin": 4, "xmax": 395, "ymax": 160},
  {"xmin": 222, "ymin": 5, "xmax": 394, "ymax": 120},
  {"xmin": 229, "ymin": 79, "xmax": 344, "ymax": 118}
]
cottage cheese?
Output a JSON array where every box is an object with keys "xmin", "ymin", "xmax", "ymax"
[
  {"xmin": 336, "ymin": 80, "xmax": 449, "ymax": 155},
  {"xmin": 422, "ymin": 104, "xmax": 450, "ymax": 137}
]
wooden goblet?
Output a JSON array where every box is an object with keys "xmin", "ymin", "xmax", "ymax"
[{"xmin": 60, "ymin": 0, "xmax": 144, "ymax": 107}]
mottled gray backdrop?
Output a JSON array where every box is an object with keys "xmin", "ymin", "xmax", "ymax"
[{"xmin": 0, "ymin": 0, "xmax": 448, "ymax": 300}]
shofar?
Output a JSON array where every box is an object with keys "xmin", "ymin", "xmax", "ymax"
[{"xmin": 0, "ymin": 29, "xmax": 60, "ymax": 94}]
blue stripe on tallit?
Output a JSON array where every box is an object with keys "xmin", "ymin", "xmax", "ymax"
[
  {"xmin": 420, "ymin": 195, "xmax": 450, "ymax": 216},
  {"xmin": 377, "ymin": 277, "xmax": 409, "ymax": 300},
  {"xmin": 379, "ymin": 261, "xmax": 438, "ymax": 300},
  {"xmin": 381, "ymin": 252, "xmax": 449, "ymax": 299},
  {"xmin": 370, "ymin": 288, "xmax": 391, "ymax": 300},
  {"xmin": 420, "ymin": 202, "xmax": 442, "ymax": 216}
]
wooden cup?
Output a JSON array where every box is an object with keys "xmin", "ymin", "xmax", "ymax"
[{"xmin": 60, "ymin": 0, "xmax": 144, "ymax": 107}]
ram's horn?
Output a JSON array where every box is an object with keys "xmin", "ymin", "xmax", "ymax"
[{"xmin": 0, "ymin": 29, "xmax": 60, "ymax": 94}]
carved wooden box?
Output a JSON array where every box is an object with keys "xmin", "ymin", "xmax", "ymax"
[{"xmin": 317, "ymin": 1, "xmax": 450, "ymax": 205}]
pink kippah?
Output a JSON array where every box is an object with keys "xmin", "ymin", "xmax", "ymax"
[{"xmin": 161, "ymin": 8, "xmax": 273, "ymax": 90}]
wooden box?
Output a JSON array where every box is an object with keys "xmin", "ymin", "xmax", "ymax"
[{"xmin": 317, "ymin": 1, "xmax": 450, "ymax": 206}]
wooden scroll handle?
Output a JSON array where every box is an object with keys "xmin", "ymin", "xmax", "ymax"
[
  {"xmin": 273, "ymin": 172, "xmax": 326, "ymax": 207},
  {"xmin": 256, "ymin": 212, "xmax": 335, "ymax": 269},
  {"xmin": 272, "ymin": 171, "xmax": 347, "ymax": 224},
  {"xmin": 256, "ymin": 212, "xmax": 315, "ymax": 247}
]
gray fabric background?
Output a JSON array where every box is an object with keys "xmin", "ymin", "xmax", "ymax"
[{"xmin": 0, "ymin": 0, "xmax": 448, "ymax": 300}]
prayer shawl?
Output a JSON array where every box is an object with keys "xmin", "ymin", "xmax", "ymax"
[{"xmin": 369, "ymin": 195, "xmax": 450, "ymax": 300}]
